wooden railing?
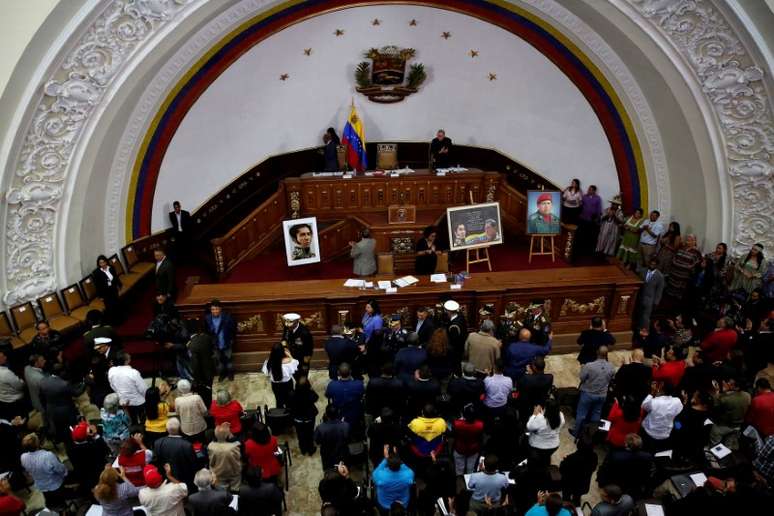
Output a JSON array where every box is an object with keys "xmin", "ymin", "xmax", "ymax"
[
  {"xmin": 210, "ymin": 184, "xmax": 287, "ymax": 278},
  {"xmin": 319, "ymin": 218, "xmax": 364, "ymax": 262},
  {"xmin": 497, "ymin": 182, "xmax": 527, "ymax": 235}
]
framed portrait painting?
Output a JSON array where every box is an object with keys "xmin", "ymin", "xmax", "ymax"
[
  {"xmin": 282, "ymin": 217, "xmax": 321, "ymax": 266},
  {"xmin": 447, "ymin": 202, "xmax": 504, "ymax": 251},
  {"xmin": 526, "ymin": 190, "xmax": 562, "ymax": 235}
]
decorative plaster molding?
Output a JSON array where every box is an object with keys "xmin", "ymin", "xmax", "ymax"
[
  {"xmin": 2, "ymin": 0, "xmax": 199, "ymax": 305},
  {"xmin": 523, "ymin": 0, "xmax": 671, "ymax": 215},
  {"xmin": 106, "ymin": 0, "xmax": 672, "ymax": 253},
  {"xmin": 626, "ymin": 0, "xmax": 773, "ymax": 255}
]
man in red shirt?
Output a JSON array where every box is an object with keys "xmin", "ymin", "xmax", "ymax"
[
  {"xmin": 651, "ymin": 346, "xmax": 687, "ymax": 388},
  {"xmin": 700, "ymin": 317, "xmax": 738, "ymax": 363},
  {"xmin": 747, "ymin": 378, "xmax": 774, "ymax": 437},
  {"xmin": 0, "ymin": 478, "xmax": 24, "ymax": 516}
]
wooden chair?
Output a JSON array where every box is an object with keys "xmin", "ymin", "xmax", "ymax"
[
  {"xmin": 376, "ymin": 143, "xmax": 398, "ymax": 170},
  {"xmin": 37, "ymin": 293, "xmax": 81, "ymax": 335},
  {"xmin": 377, "ymin": 253, "xmax": 394, "ymax": 275},
  {"xmin": 108, "ymin": 254, "xmax": 143, "ymax": 295},
  {"xmin": 122, "ymin": 244, "xmax": 155, "ymax": 277},
  {"xmin": 336, "ymin": 144, "xmax": 347, "ymax": 170},
  {"xmin": 78, "ymin": 276, "xmax": 106, "ymax": 313},
  {"xmin": 435, "ymin": 251, "xmax": 449, "ymax": 273},
  {"xmin": 9, "ymin": 302, "xmax": 38, "ymax": 344},
  {"xmin": 0, "ymin": 311, "xmax": 26, "ymax": 349},
  {"xmin": 60, "ymin": 284, "xmax": 91, "ymax": 323}
]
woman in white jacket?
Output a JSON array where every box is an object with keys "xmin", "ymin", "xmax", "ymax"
[{"xmin": 526, "ymin": 399, "xmax": 565, "ymax": 469}]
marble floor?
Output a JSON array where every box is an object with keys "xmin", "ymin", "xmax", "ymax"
[{"xmin": 210, "ymin": 350, "xmax": 633, "ymax": 515}]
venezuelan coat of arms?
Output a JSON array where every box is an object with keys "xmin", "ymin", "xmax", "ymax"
[{"xmin": 355, "ymin": 46, "xmax": 427, "ymax": 103}]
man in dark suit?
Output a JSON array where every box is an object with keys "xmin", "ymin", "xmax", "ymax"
[
  {"xmin": 577, "ymin": 317, "xmax": 616, "ymax": 364},
  {"xmin": 188, "ymin": 469, "xmax": 233, "ymax": 515},
  {"xmin": 324, "ymin": 325, "xmax": 359, "ymax": 380},
  {"xmin": 153, "ymin": 417, "xmax": 198, "ymax": 491},
  {"xmin": 154, "ymin": 248, "xmax": 176, "ymax": 299},
  {"xmin": 365, "ymin": 362, "xmax": 405, "ymax": 417},
  {"xmin": 39, "ymin": 363, "xmax": 84, "ymax": 442},
  {"xmin": 429, "ymin": 129, "xmax": 452, "ymax": 169},
  {"xmin": 168, "ymin": 201, "xmax": 192, "ymax": 259},
  {"xmin": 516, "ymin": 356, "xmax": 554, "ymax": 420},
  {"xmin": 635, "ymin": 258, "xmax": 664, "ymax": 331},
  {"xmin": 394, "ymin": 332, "xmax": 427, "ymax": 385},
  {"xmin": 596, "ymin": 433, "xmax": 656, "ymax": 500},
  {"xmin": 414, "ymin": 307, "xmax": 435, "ymax": 346},
  {"xmin": 447, "ymin": 363, "xmax": 485, "ymax": 414},
  {"xmin": 204, "ymin": 299, "xmax": 236, "ymax": 382}
]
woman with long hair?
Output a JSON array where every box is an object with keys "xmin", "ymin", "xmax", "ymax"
[
  {"xmin": 93, "ymin": 466, "xmax": 140, "ymax": 516},
  {"xmin": 561, "ymin": 178, "xmax": 583, "ymax": 224},
  {"xmin": 730, "ymin": 242, "xmax": 765, "ymax": 296},
  {"xmin": 93, "ymin": 254, "xmax": 122, "ymax": 323},
  {"xmin": 143, "ymin": 386, "xmax": 169, "ymax": 447},
  {"xmin": 361, "ymin": 299, "xmax": 383, "ymax": 344},
  {"xmin": 286, "ymin": 375, "xmax": 319, "ymax": 455},
  {"xmin": 261, "ymin": 341, "xmax": 298, "ymax": 408},
  {"xmin": 415, "ymin": 226, "xmax": 440, "ymax": 275},
  {"xmin": 656, "ymin": 221, "xmax": 682, "ymax": 272},
  {"xmin": 244, "ymin": 422, "xmax": 281, "ymax": 481},
  {"xmin": 426, "ymin": 328, "xmax": 453, "ymax": 382},
  {"xmin": 117, "ymin": 435, "xmax": 152, "ymax": 487},
  {"xmin": 526, "ymin": 399, "xmax": 565, "ymax": 469}
]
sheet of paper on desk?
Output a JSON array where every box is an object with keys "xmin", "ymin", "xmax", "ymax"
[
  {"xmin": 711, "ymin": 444, "xmax": 731, "ymax": 459},
  {"xmin": 364, "ymin": 282, "xmax": 374, "ymax": 288},
  {"xmin": 430, "ymin": 273, "xmax": 447, "ymax": 283},
  {"xmin": 645, "ymin": 504, "xmax": 664, "ymax": 516},
  {"xmin": 654, "ymin": 450, "xmax": 673, "ymax": 459},
  {"xmin": 450, "ymin": 284, "xmax": 462, "ymax": 290},
  {"xmin": 689, "ymin": 473, "xmax": 707, "ymax": 486},
  {"xmin": 377, "ymin": 280, "xmax": 392, "ymax": 289},
  {"xmin": 394, "ymin": 275, "xmax": 419, "ymax": 287},
  {"xmin": 344, "ymin": 279, "xmax": 365, "ymax": 287}
]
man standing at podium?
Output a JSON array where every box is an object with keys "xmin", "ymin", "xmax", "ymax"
[{"xmin": 430, "ymin": 129, "xmax": 452, "ymax": 169}]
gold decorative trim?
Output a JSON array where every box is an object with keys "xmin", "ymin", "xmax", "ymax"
[
  {"xmin": 289, "ymin": 191, "xmax": 300, "ymax": 219},
  {"xmin": 560, "ymin": 296, "xmax": 605, "ymax": 317},
  {"xmin": 617, "ymin": 295, "xmax": 631, "ymax": 315},
  {"xmin": 274, "ymin": 311, "xmax": 325, "ymax": 332},
  {"xmin": 237, "ymin": 315, "xmax": 264, "ymax": 333}
]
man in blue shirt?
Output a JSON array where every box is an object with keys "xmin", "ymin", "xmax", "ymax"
[
  {"xmin": 503, "ymin": 329, "xmax": 552, "ymax": 381},
  {"xmin": 372, "ymin": 445, "xmax": 414, "ymax": 512},
  {"xmin": 394, "ymin": 332, "xmax": 427, "ymax": 385},
  {"xmin": 325, "ymin": 363, "xmax": 365, "ymax": 438},
  {"xmin": 204, "ymin": 299, "xmax": 236, "ymax": 382}
]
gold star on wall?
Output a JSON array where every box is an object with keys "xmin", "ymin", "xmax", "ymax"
[
  {"xmin": 470, "ymin": 50, "xmax": 479, "ymax": 58},
  {"xmin": 488, "ymin": 73, "xmax": 497, "ymax": 81},
  {"xmin": 303, "ymin": 48, "xmax": 312, "ymax": 56},
  {"xmin": 409, "ymin": 19, "xmax": 417, "ymax": 26},
  {"xmin": 372, "ymin": 18, "xmax": 380, "ymax": 26},
  {"xmin": 280, "ymin": 74, "xmax": 289, "ymax": 81},
  {"xmin": 441, "ymin": 32, "xmax": 451, "ymax": 39},
  {"xmin": 334, "ymin": 29, "xmax": 344, "ymax": 36}
]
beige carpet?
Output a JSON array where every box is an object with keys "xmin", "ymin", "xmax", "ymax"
[{"xmin": 212, "ymin": 350, "xmax": 634, "ymax": 515}]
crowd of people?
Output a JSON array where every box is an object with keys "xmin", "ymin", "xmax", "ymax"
[{"xmin": 1, "ymin": 183, "xmax": 773, "ymax": 516}]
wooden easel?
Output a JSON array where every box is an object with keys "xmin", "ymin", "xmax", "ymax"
[
  {"xmin": 466, "ymin": 192, "xmax": 492, "ymax": 272},
  {"xmin": 528, "ymin": 234, "xmax": 556, "ymax": 263}
]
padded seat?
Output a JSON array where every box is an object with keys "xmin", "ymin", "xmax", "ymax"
[
  {"xmin": 79, "ymin": 276, "xmax": 106, "ymax": 312},
  {"xmin": 108, "ymin": 254, "xmax": 143, "ymax": 295},
  {"xmin": 37, "ymin": 293, "xmax": 81, "ymax": 335},
  {"xmin": 10, "ymin": 302, "xmax": 37, "ymax": 345},
  {"xmin": 60, "ymin": 284, "xmax": 90, "ymax": 323},
  {"xmin": 377, "ymin": 253, "xmax": 394, "ymax": 275},
  {"xmin": 122, "ymin": 244, "xmax": 155, "ymax": 277},
  {"xmin": 0, "ymin": 312, "xmax": 26, "ymax": 349}
]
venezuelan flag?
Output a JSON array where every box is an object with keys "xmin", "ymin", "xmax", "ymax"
[{"xmin": 341, "ymin": 104, "xmax": 367, "ymax": 171}]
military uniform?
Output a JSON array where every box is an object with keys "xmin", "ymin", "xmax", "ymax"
[
  {"xmin": 528, "ymin": 211, "xmax": 561, "ymax": 234},
  {"xmin": 283, "ymin": 321, "xmax": 314, "ymax": 372}
]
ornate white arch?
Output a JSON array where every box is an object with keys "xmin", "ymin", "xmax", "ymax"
[
  {"xmin": 621, "ymin": 0, "xmax": 773, "ymax": 254},
  {"xmin": 2, "ymin": 0, "xmax": 768, "ymax": 306}
]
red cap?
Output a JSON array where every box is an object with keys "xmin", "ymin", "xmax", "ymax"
[
  {"xmin": 537, "ymin": 193, "xmax": 553, "ymax": 204},
  {"xmin": 143, "ymin": 465, "xmax": 164, "ymax": 488},
  {"xmin": 71, "ymin": 421, "xmax": 89, "ymax": 442}
]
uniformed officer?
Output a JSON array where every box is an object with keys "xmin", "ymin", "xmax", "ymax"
[
  {"xmin": 282, "ymin": 313, "xmax": 313, "ymax": 375},
  {"xmin": 527, "ymin": 192, "xmax": 561, "ymax": 234}
]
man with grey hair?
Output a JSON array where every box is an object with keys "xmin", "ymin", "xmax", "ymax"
[
  {"xmin": 324, "ymin": 324, "xmax": 359, "ymax": 380},
  {"xmin": 153, "ymin": 417, "xmax": 197, "ymax": 491},
  {"xmin": 448, "ymin": 362, "xmax": 485, "ymax": 414},
  {"xmin": 208, "ymin": 423, "xmax": 241, "ymax": 491},
  {"xmin": 173, "ymin": 379, "xmax": 208, "ymax": 441},
  {"xmin": 188, "ymin": 468, "xmax": 233, "ymax": 515},
  {"xmin": 464, "ymin": 319, "xmax": 501, "ymax": 375}
]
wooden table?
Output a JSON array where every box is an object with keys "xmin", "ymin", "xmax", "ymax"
[{"xmin": 178, "ymin": 264, "xmax": 641, "ymax": 370}]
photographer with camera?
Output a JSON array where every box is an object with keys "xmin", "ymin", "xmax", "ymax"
[{"xmin": 146, "ymin": 292, "xmax": 191, "ymax": 381}]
